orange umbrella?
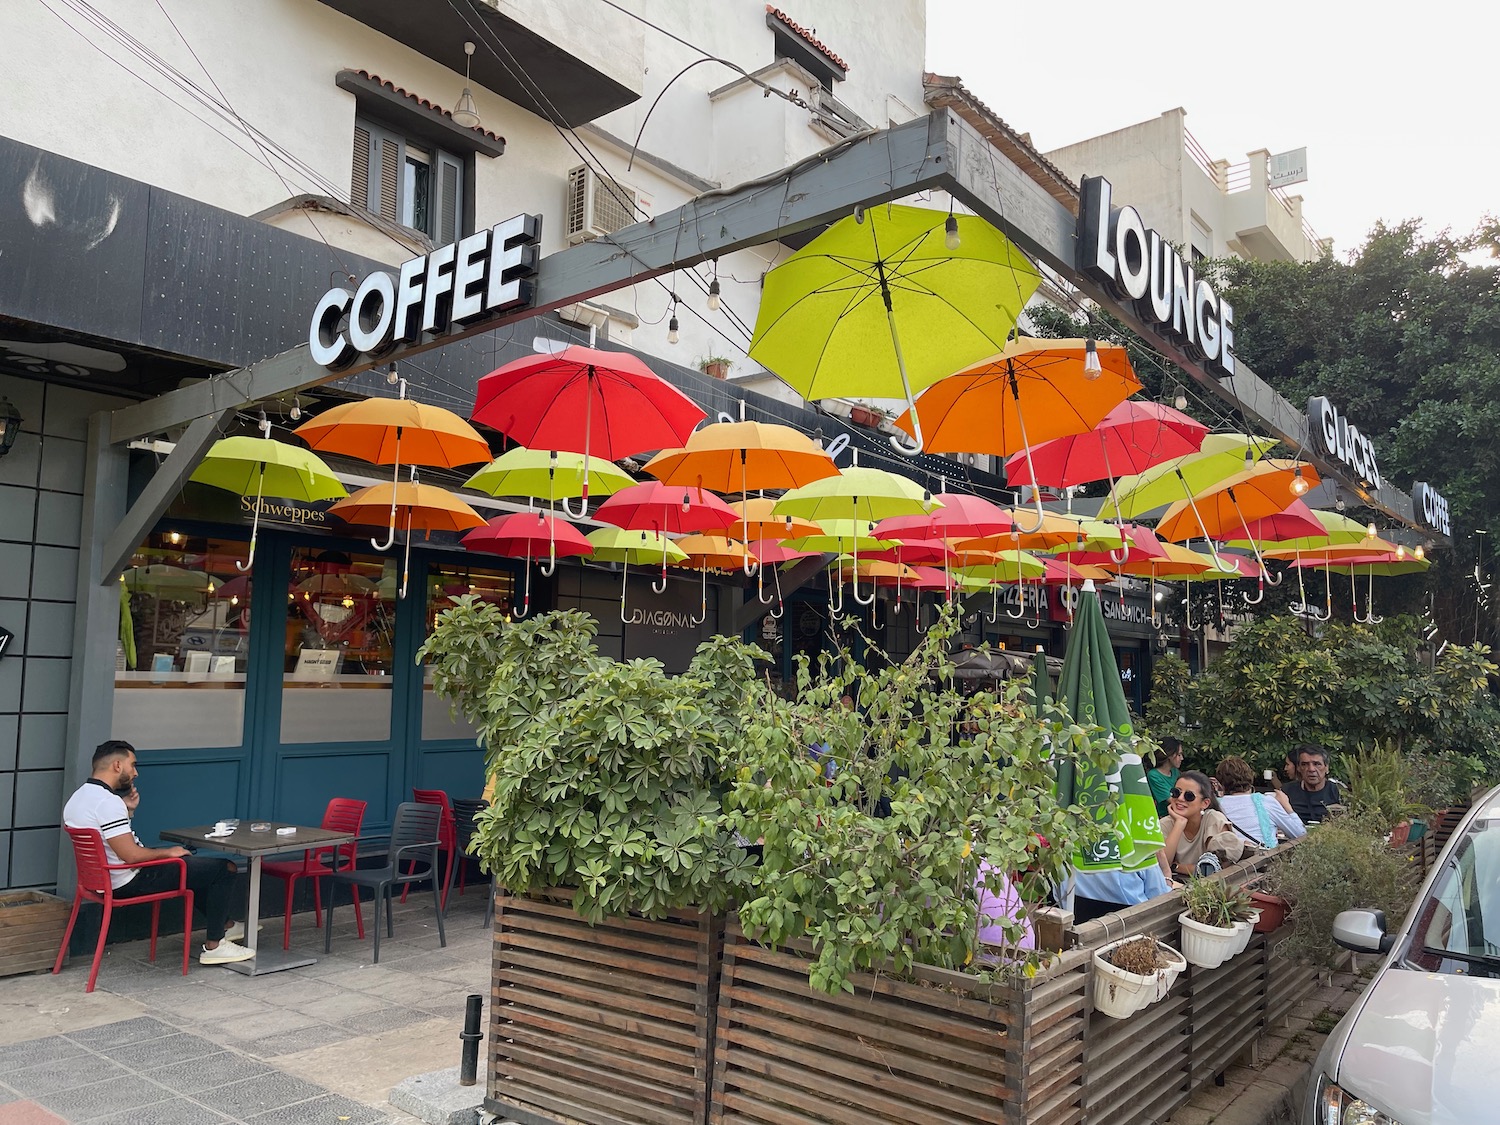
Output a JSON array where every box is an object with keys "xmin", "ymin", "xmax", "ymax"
[
  {"xmin": 726, "ymin": 498, "xmax": 822, "ymax": 542},
  {"xmin": 643, "ymin": 419, "xmax": 838, "ymax": 493},
  {"xmin": 956, "ymin": 509, "xmax": 1087, "ymax": 553},
  {"xmin": 295, "ymin": 390, "xmax": 491, "ymax": 550},
  {"xmin": 671, "ymin": 535, "xmax": 760, "ymax": 627},
  {"xmin": 328, "ymin": 476, "xmax": 485, "ymax": 598},
  {"xmin": 895, "ymin": 337, "xmax": 1141, "ymax": 530}
]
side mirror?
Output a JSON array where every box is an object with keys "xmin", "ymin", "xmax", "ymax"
[{"xmin": 1333, "ymin": 908, "xmax": 1393, "ymax": 954}]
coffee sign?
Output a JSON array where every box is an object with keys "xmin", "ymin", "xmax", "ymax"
[
  {"xmin": 1077, "ymin": 177, "xmax": 1237, "ymax": 378},
  {"xmin": 1308, "ymin": 396, "xmax": 1381, "ymax": 490},
  {"xmin": 1413, "ymin": 481, "xmax": 1451, "ymax": 536},
  {"xmin": 309, "ymin": 213, "xmax": 541, "ymax": 370}
]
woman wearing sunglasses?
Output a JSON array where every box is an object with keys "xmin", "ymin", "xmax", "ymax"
[{"xmin": 1160, "ymin": 771, "xmax": 1245, "ymax": 878}]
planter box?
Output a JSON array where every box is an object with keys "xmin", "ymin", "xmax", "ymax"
[
  {"xmin": 1093, "ymin": 937, "xmax": 1185, "ymax": 1019},
  {"xmin": 485, "ymin": 890, "xmax": 722, "ymax": 1125},
  {"xmin": 0, "ymin": 890, "xmax": 70, "ymax": 977},
  {"xmin": 1179, "ymin": 913, "xmax": 1241, "ymax": 969}
]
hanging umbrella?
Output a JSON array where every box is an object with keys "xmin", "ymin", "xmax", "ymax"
[
  {"xmin": 586, "ymin": 527, "xmax": 689, "ymax": 623},
  {"xmin": 781, "ymin": 519, "xmax": 884, "ymax": 612},
  {"xmin": 1058, "ymin": 524, "xmax": 1167, "ymax": 568},
  {"xmin": 1249, "ymin": 509, "xmax": 1388, "ymax": 556},
  {"xmin": 1297, "ymin": 551, "xmax": 1430, "ymax": 625},
  {"xmin": 295, "ymin": 392, "xmax": 490, "ymax": 551},
  {"xmin": 1221, "ymin": 498, "xmax": 1327, "ymax": 545},
  {"xmin": 594, "ymin": 481, "xmax": 739, "ymax": 593},
  {"xmin": 643, "ymin": 419, "xmax": 839, "ymax": 493},
  {"xmin": 665, "ymin": 535, "xmax": 757, "ymax": 628},
  {"xmin": 1056, "ymin": 580, "xmax": 1165, "ymax": 874},
  {"xmin": 726, "ymin": 498, "xmax": 823, "ymax": 606},
  {"xmin": 896, "ymin": 337, "xmax": 1141, "ymax": 529},
  {"xmin": 958, "ymin": 551, "xmax": 1049, "ymax": 626},
  {"xmin": 738, "ymin": 537, "xmax": 815, "ymax": 618},
  {"xmin": 190, "ymin": 436, "xmax": 346, "ymax": 570},
  {"xmin": 956, "ymin": 509, "xmax": 1089, "ymax": 553},
  {"xmin": 463, "ymin": 447, "xmax": 634, "ymax": 501},
  {"xmin": 1100, "ymin": 433, "xmax": 1277, "ymax": 521},
  {"xmin": 872, "ymin": 490, "xmax": 1014, "ymax": 542},
  {"xmin": 462, "ymin": 512, "xmax": 593, "ymax": 618},
  {"xmin": 471, "ymin": 345, "xmax": 705, "ymax": 517},
  {"xmin": 749, "ymin": 204, "xmax": 1039, "ymax": 455},
  {"xmin": 122, "ymin": 564, "xmax": 212, "ymax": 598},
  {"xmin": 774, "ymin": 461, "xmax": 938, "ymax": 606},
  {"xmin": 328, "ymin": 477, "xmax": 485, "ymax": 598}
]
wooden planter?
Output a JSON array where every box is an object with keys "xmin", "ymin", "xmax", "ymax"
[
  {"xmin": 0, "ymin": 890, "xmax": 70, "ymax": 977},
  {"xmin": 486, "ymin": 890, "xmax": 723, "ymax": 1125}
]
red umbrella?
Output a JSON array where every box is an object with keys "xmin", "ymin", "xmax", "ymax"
[
  {"xmin": 1054, "ymin": 524, "xmax": 1167, "ymax": 568},
  {"xmin": 471, "ymin": 345, "xmax": 706, "ymax": 515},
  {"xmin": 1220, "ymin": 499, "xmax": 1326, "ymax": 544},
  {"xmin": 594, "ymin": 481, "xmax": 738, "ymax": 592},
  {"xmin": 462, "ymin": 511, "xmax": 593, "ymax": 619},
  {"xmin": 739, "ymin": 538, "xmax": 816, "ymax": 618},
  {"xmin": 1004, "ymin": 401, "xmax": 1207, "ymax": 487}
]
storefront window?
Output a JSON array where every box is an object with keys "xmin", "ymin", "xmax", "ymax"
[
  {"xmin": 420, "ymin": 562, "xmax": 514, "ymax": 741},
  {"xmin": 112, "ymin": 533, "xmax": 251, "ymax": 749},
  {"xmin": 280, "ymin": 548, "xmax": 397, "ymax": 743}
]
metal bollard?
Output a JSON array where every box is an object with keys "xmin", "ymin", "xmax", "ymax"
[{"xmin": 459, "ymin": 993, "xmax": 483, "ymax": 1087}]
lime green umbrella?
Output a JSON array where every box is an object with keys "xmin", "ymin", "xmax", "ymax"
[
  {"xmin": 122, "ymin": 564, "xmax": 212, "ymax": 598},
  {"xmin": 959, "ymin": 550, "xmax": 1047, "ymax": 627},
  {"xmin": 190, "ymin": 436, "xmax": 345, "ymax": 570},
  {"xmin": 749, "ymin": 205, "xmax": 1039, "ymax": 455},
  {"xmin": 463, "ymin": 447, "xmax": 633, "ymax": 503},
  {"xmin": 1056, "ymin": 581, "xmax": 1165, "ymax": 873},
  {"xmin": 1100, "ymin": 433, "xmax": 1276, "ymax": 520},
  {"xmin": 118, "ymin": 579, "xmax": 137, "ymax": 671},
  {"xmin": 1232, "ymin": 510, "xmax": 1380, "ymax": 555},
  {"xmin": 586, "ymin": 527, "xmax": 688, "ymax": 623}
]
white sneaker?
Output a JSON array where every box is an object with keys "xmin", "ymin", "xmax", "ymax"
[
  {"xmin": 200, "ymin": 939, "xmax": 256, "ymax": 965},
  {"xmin": 222, "ymin": 922, "xmax": 263, "ymax": 943}
]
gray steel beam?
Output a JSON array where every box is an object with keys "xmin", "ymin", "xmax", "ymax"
[
  {"xmin": 731, "ymin": 554, "xmax": 832, "ymax": 635},
  {"xmin": 100, "ymin": 411, "xmax": 233, "ymax": 582}
]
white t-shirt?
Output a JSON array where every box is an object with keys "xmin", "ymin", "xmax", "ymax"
[
  {"xmin": 63, "ymin": 779, "xmax": 139, "ymax": 889},
  {"xmin": 1218, "ymin": 791, "xmax": 1307, "ymax": 847}
]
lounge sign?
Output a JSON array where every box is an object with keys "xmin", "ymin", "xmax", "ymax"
[
  {"xmin": 1077, "ymin": 176, "xmax": 1237, "ymax": 378},
  {"xmin": 1308, "ymin": 396, "xmax": 1382, "ymax": 490},
  {"xmin": 309, "ymin": 213, "xmax": 541, "ymax": 370}
]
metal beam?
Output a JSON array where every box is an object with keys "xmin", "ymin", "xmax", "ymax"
[
  {"xmin": 731, "ymin": 554, "xmax": 832, "ymax": 635},
  {"xmin": 100, "ymin": 411, "xmax": 232, "ymax": 582}
]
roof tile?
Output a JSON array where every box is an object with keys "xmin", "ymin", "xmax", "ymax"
[
  {"xmin": 355, "ymin": 70, "xmax": 507, "ymax": 145},
  {"xmin": 765, "ymin": 7, "xmax": 849, "ymax": 72}
]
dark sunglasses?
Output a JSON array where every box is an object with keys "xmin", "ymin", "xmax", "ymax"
[{"xmin": 1169, "ymin": 788, "xmax": 1202, "ymax": 802}]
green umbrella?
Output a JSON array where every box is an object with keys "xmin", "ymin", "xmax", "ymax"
[
  {"xmin": 190, "ymin": 436, "xmax": 345, "ymax": 570},
  {"xmin": 1056, "ymin": 581, "xmax": 1165, "ymax": 873},
  {"xmin": 118, "ymin": 579, "xmax": 137, "ymax": 671},
  {"xmin": 1030, "ymin": 644, "xmax": 1049, "ymax": 718},
  {"xmin": 463, "ymin": 447, "xmax": 634, "ymax": 503},
  {"xmin": 585, "ymin": 527, "xmax": 688, "ymax": 624},
  {"xmin": 1099, "ymin": 434, "xmax": 1276, "ymax": 519},
  {"xmin": 749, "ymin": 205, "xmax": 1039, "ymax": 455}
]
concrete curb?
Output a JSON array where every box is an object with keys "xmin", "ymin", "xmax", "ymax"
[{"xmin": 389, "ymin": 1066, "xmax": 485, "ymax": 1125}]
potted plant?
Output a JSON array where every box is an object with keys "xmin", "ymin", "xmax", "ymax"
[
  {"xmin": 1178, "ymin": 875, "xmax": 1242, "ymax": 969},
  {"xmin": 1249, "ymin": 890, "xmax": 1289, "ymax": 933},
  {"xmin": 1341, "ymin": 742, "xmax": 1427, "ymax": 845},
  {"xmin": 1092, "ymin": 934, "xmax": 1187, "ymax": 1019},
  {"xmin": 698, "ymin": 355, "xmax": 733, "ymax": 379}
]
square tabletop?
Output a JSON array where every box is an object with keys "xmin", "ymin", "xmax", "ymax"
[{"xmin": 159, "ymin": 822, "xmax": 355, "ymax": 858}]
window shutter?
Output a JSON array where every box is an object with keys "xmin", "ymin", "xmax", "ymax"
[
  {"xmin": 435, "ymin": 151, "xmax": 464, "ymax": 244},
  {"xmin": 354, "ymin": 118, "xmax": 403, "ymax": 221},
  {"xmin": 351, "ymin": 123, "xmax": 370, "ymax": 211}
]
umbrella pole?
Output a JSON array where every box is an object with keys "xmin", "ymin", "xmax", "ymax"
[
  {"xmin": 539, "ymin": 486, "xmax": 559, "ymax": 577},
  {"xmin": 237, "ymin": 465, "xmax": 265, "ymax": 571},
  {"xmin": 653, "ymin": 520, "xmax": 669, "ymax": 594},
  {"xmin": 879, "ymin": 281, "xmax": 925, "ymax": 456},
  {"xmin": 1007, "ymin": 369, "xmax": 1047, "ymax": 534},
  {"xmin": 619, "ymin": 559, "xmax": 630, "ymax": 623},
  {"xmin": 1359, "ymin": 566, "xmax": 1382, "ymax": 624},
  {"xmin": 1150, "ymin": 574, "xmax": 1161, "ymax": 629},
  {"xmin": 1099, "ymin": 443, "xmax": 1130, "ymax": 564},
  {"xmin": 741, "ymin": 456, "xmax": 757, "ymax": 576},
  {"xmin": 1176, "ymin": 468, "xmax": 1227, "ymax": 570},
  {"xmin": 1184, "ymin": 579, "xmax": 1199, "ymax": 632},
  {"xmin": 770, "ymin": 559, "xmax": 784, "ymax": 619},
  {"xmin": 516, "ymin": 546, "xmax": 532, "ymax": 619},
  {"xmin": 1323, "ymin": 565, "xmax": 1333, "ymax": 621},
  {"xmin": 1228, "ymin": 491, "xmax": 1273, "ymax": 605},
  {"xmin": 371, "ymin": 432, "xmax": 402, "ymax": 551},
  {"xmin": 914, "ymin": 594, "xmax": 928, "ymax": 634},
  {"xmin": 560, "ymin": 381, "xmax": 593, "ymax": 519},
  {"xmin": 399, "ymin": 502, "xmax": 414, "ymax": 599},
  {"xmin": 693, "ymin": 566, "xmax": 707, "ymax": 627},
  {"xmin": 851, "ymin": 523, "xmax": 875, "ymax": 606}
]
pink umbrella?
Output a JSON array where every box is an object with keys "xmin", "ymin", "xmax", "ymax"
[
  {"xmin": 462, "ymin": 511, "xmax": 593, "ymax": 618},
  {"xmin": 1053, "ymin": 524, "xmax": 1168, "ymax": 567},
  {"xmin": 594, "ymin": 481, "xmax": 739, "ymax": 592},
  {"xmin": 866, "ymin": 538, "xmax": 959, "ymax": 614},
  {"xmin": 1220, "ymin": 499, "xmax": 1327, "ymax": 543}
]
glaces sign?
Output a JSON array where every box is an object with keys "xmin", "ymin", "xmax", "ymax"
[
  {"xmin": 1078, "ymin": 177, "xmax": 1237, "ymax": 378},
  {"xmin": 1308, "ymin": 396, "xmax": 1381, "ymax": 490},
  {"xmin": 309, "ymin": 213, "xmax": 541, "ymax": 370}
]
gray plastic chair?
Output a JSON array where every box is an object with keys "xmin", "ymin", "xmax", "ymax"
[{"xmin": 324, "ymin": 802, "xmax": 446, "ymax": 963}]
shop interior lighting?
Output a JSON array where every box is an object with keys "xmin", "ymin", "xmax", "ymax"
[
  {"xmin": 450, "ymin": 43, "xmax": 481, "ymax": 130},
  {"xmin": 1082, "ymin": 338, "xmax": 1102, "ymax": 379}
]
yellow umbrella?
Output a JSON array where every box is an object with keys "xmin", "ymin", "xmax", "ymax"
[
  {"xmin": 328, "ymin": 475, "xmax": 484, "ymax": 598},
  {"xmin": 671, "ymin": 535, "xmax": 760, "ymax": 627}
]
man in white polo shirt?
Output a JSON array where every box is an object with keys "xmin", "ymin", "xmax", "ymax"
[{"xmin": 63, "ymin": 740, "xmax": 254, "ymax": 965}]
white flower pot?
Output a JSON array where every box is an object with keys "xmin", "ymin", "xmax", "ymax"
[
  {"xmin": 1092, "ymin": 937, "xmax": 1187, "ymax": 1019},
  {"xmin": 1179, "ymin": 911, "xmax": 1241, "ymax": 969},
  {"xmin": 1231, "ymin": 919, "xmax": 1253, "ymax": 955}
]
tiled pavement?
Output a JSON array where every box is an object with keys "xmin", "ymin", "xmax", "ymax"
[{"xmin": 0, "ymin": 892, "xmax": 493, "ymax": 1125}]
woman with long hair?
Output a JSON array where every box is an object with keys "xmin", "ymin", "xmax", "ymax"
[{"xmin": 1159, "ymin": 770, "xmax": 1244, "ymax": 878}]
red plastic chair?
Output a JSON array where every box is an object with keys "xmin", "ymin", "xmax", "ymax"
[
  {"xmin": 53, "ymin": 827, "xmax": 193, "ymax": 993},
  {"xmin": 402, "ymin": 789, "xmax": 457, "ymax": 910},
  {"xmin": 262, "ymin": 797, "xmax": 367, "ymax": 949}
]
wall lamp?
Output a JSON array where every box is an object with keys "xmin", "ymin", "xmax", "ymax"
[{"xmin": 0, "ymin": 397, "xmax": 22, "ymax": 456}]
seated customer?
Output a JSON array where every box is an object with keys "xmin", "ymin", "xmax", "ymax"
[
  {"xmin": 1147, "ymin": 738, "xmax": 1183, "ymax": 819},
  {"xmin": 1160, "ymin": 771, "xmax": 1245, "ymax": 878},
  {"xmin": 1286, "ymin": 745, "xmax": 1343, "ymax": 824},
  {"xmin": 1068, "ymin": 864, "xmax": 1174, "ymax": 923},
  {"xmin": 1215, "ymin": 756, "xmax": 1305, "ymax": 848}
]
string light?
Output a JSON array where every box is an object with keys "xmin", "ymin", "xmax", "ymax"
[
  {"xmin": 1366, "ymin": 522, "xmax": 1378, "ymax": 539},
  {"xmin": 1173, "ymin": 384, "xmax": 1188, "ymax": 412},
  {"xmin": 708, "ymin": 261, "xmax": 721, "ymax": 313},
  {"xmin": 681, "ymin": 491, "xmax": 692, "ymax": 513},
  {"xmin": 1289, "ymin": 466, "xmax": 1309, "ymax": 497},
  {"xmin": 667, "ymin": 293, "xmax": 680, "ymax": 344},
  {"xmin": 387, "ymin": 362, "xmax": 400, "ymax": 386},
  {"xmin": 1416, "ymin": 545, "xmax": 1426, "ymax": 560},
  {"xmin": 289, "ymin": 396, "xmax": 302, "ymax": 421},
  {"xmin": 167, "ymin": 531, "xmax": 182, "ymax": 545},
  {"xmin": 1396, "ymin": 545, "xmax": 1407, "ymax": 560},
  {"xmin": 944, "ymin": 213, "xmax": 961, "ymax": 251},
  {"xmin": 1082, "ymin": 338, "xmax": 1102, "ymax": 379}
]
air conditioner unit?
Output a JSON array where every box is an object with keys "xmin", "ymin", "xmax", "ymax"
[{"xmin": 564, "ymin": 165, "xmax": 650, "ymax": 244}]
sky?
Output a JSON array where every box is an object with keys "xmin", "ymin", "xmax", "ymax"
[{"xmin": 925, "ymin": 1, "xmax": 1498, "ymax": 258}]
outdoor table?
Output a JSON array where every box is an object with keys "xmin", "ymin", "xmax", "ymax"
[{"xmin": 159, "ymin": 821, "xmax": 357, "ymax": 976}]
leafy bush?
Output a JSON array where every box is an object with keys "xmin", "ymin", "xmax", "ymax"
[
  {"xmin": 1141, "ymin": 652, "xmax": 1193, "ymax": 747},
  {"xmin": 1341, "ymin": 742, "xmax": 1426, "ymax": 830}
]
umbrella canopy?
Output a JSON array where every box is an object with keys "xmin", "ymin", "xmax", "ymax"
[
  {"xmin": 749, "ymin": 205, "xmax": 1039, "ymax": 453},
  {"xmin": 1056, "ymin": 581, "xmax": 1165, "ymax": 873},
  {"xmin": 1295, "ymin": 553, "xmax": 1430, "ymax": 576},
  {"xmin": 872, "ymin": 490, "xmax": 1013, "ymax": 542},
  {"xmin": 956, "ymin": 510, "xmax": 1090, "ymax": 553},
  {"xmin": 747, "ymin": 539, "xmax": 815, "ymax": 567},
  {"xmin": 1047, "ymin": 520, "xmax": 1130, "ymax": 556},
  {"xmin": 1195, "ymin": 553, "xmax": 1260, "ymax": 580},
  {"xmin": 462, "ymin": 512, "xmax": 593, "ymax": 560},
  {"xmin": 471, "ymin": 345, "xmax": 705, "ymax": 462},
  {"xmin": 122, "ymin": 564, "xmax": 212, "ymax": 597},
  {"xmin": 594, "ymin": 481, "xmax": 739, "ymax": 535},
  {"xmin": 1155, "ymin": 460, "xmax": 1322, "ymax": 542},
  {"xmin": 1262, "ymin": 539, "xmax": 1397, "ymax": 562},
  {"xmin": 781, "ymin": 518, "xmax": 881, "ymax": 554},
  {"xmin": 643, "ymin": 420, "xmax": 838, "ymax": 492},
  {"xmin": 866, "ymin": 538, "xmax": 958, "ymax": 566},
  {"xmin": 1100, "ymin": 433, "xmax": 1278, "ymax": 520},
  {"xmin": 1004, "ymin": 399, "xmax": 1208, "ymax": 487},
  {"xmin": 1245, "ymin": 510, "xmax": 1385, "ymax": 555},
  {"xmin": 1113, "ymin": 542, "xmax": 1217, "ymax": 579},
  {"xmin": 462, "ymin": 447, "xmax": 634, "ymax": 501},
  {"xmin": 831, "ymin": 557, "xmax": 921, "ymax": 584},
  {"xmin": 295, "ymin": 398, "xmax": 490, "ymax": 468},
  {"xmin": 1036, "ymin": 558, "xmax": 1117, "ymax": 585},
  {"xmin": 1058, "ymin": 524, "xmax": 1167, "ymax": 568},
  {"xmin": 1220, "ymin": 499, "xmax": 1327, "ymax": 545},
  {"xmin": 895, "ymin": 337, "xmax": 1141, "ymax": 466},
  {"xmin": 585, "ymin": 527, "xmax": 688, "ymax": 566},
  {"xmin": 328, "ymin": 482, "xmax": 485, "ymax": 533},
  {"xmin": 671, "ymin": 535, "xmax": 759, "ymax": 571},
  {"xmin": 726, "ymin": 498, "xmax": 822, "ymax": 543},
  {"xmin": 955, "ymin": 552, "xmax": 1047, "ymax": 582},
  {"xmin": 773, "ymin": 464, "xmax": 939, "ymax": 523},
  {"xmin": 907, "ymin": 565, "xmax": 987, "ymax": 593}
]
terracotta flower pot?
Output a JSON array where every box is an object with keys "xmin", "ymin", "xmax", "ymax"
[{"xmin": 1249, "ymin": 892, "xmax": 1288, "ymax": 933}]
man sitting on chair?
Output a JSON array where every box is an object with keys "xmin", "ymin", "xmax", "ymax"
[{"xmin": 62, "ymin": 740, "xmax": 254, "ymax": 965}]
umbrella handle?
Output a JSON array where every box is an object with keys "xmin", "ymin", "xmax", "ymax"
[
  {"xmin": 1006, "ymin": 571, "xmax": 1026, "ymax": 619},
  {"xmin": 850, "ymin": 541, "xmax": 875, "ymax": 606},
  {"xmin": 370, "ymin": 450, "xmax": 401, "ymax": 552},
  {"xmin": 985, "ymin": 583, "xmax": 1000, "ymax": 625},
  {"xmin": 398, "ymin": 505, "xmax": 413, "ymax": 599},
  {"xmin": 619, "ymin": 559, "xmax": 630, "ymax": 624},
  {"xmin": 828, "ymin": 565, "xmax": 845, "ymax": 613},
  {"xmin": 1026, "ymin": 585, "xmax": 1042, "ymax": 629},
  {"xmin": 559, "ymin": 494, "xmax": 589, "ymax": 519},
  {"xmin": 913, "ymin": 596, "xmax": 928, "ymax": 634},
  {"xmin": 1149, "ymin": 574, "xmax": 1162, "ymax": 630},
  {"xmin": 769, "ymin": 561, "xmax": 785, "ymax": 619},
  {"xmin": 756, "ymin": 559, "xmax": 775, "ymax": 605},
  {"xmin": 514, "ymin": 550, "xmax": 532, "ymax": 619},
  {"xmin": 652, "ymin": 541, "xmax": 668, "ymax": 594},
  {"xmin": 1241, "ymin": 574, "xmax": 1265, "ymax": 606},
  {"xmin": 539, "ymin": 520, "xmax": 559, "ymax": 577},
  {"xmin": 238, "ymin": 465, "xmax": 264, "ymax": 571},
  {"xmin": 691, "ymin": 566, "xmax": 707, "ymax": 627},
  {"xmin": 1099, "ymin": 448, "xmax": 1131, "ymax": 564},
  {"xmin": 1357, "ymin": 567, "xmax": 1382, "ymax": 624},
  {"xmin": 1183, "ymin": 581, "xmax": 1200, "ymax": 632},
  {"xmin": 1321, "ymin": 566, "xmax": 1333, "ymax": 622}
]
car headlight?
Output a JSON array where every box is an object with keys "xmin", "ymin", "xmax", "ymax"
[{"xmin": 1315, "ymin": 1072, "xmax": 1403, "ymax": 1125}]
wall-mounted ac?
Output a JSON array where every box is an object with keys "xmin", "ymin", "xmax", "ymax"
[{"xmin": 564, "ymin": 165, "xmax": 651, "ymax": 244}]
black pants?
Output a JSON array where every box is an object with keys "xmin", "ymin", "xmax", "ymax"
[{"xmin": 115, "ymin": 856, "xmax": 244, "ymax": 943}]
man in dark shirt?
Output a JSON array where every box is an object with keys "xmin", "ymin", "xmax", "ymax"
[{"xmin": 1286, "ymin": 745, "xmax": 1342, "ymax": 824}]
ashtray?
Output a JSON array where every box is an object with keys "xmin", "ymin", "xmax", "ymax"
[
  {"xmin": 250, "ymin": 822, "xmax": 271, "ymax": 832},
  {"xmin": 275, "ymin": 826, "xmax": 297, "ymax": 836}
]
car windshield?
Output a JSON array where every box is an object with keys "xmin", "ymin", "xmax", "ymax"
[{"xmin": 1405, "ymin": 817, "xmax": 1500, "ymax": 976}]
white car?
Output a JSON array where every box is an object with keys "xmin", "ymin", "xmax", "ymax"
[{"xmin": 1306, "ymin": 784, "xmax": 1500, "ymax": 1125}]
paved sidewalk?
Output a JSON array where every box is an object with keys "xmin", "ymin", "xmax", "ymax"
[{"xmin": 0, "ymin": 891, "xmax": 493, "ymax": 1125}]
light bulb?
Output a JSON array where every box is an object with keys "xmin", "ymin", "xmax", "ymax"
[
  {"xmin": 1416, "ymin": 545, "xmax": 1426, "ymax": 560},
  {"xmin": 1082, "ymin": 338, "xmax": 1103, "ymax": 379},
  {"xmin": 304, "ymin": 591, "xmax": 312, "ymax": 601},
  {"xmin": 1289, "ymin": 466, "xmax": 1309, "ymax": 496},
  {"xmin": 167, "ymin": 531, "xmax": 182, "ymax": 545},
  {"xmin": 1154, "ymin": 590, "xmax": 1164, "ymax": 602},
  {"xmin": 667, "ymin": 315, "xmax": 679, "ymax": 344},
  {"xmin": 1396, "ymin": 544, "xmax": 1407, "ymax": 560},
  {"xmin": 707, "ymin": 279, "xmax": 721, "ymax": 312},
  {"xmin": 230, "ymin": 595, "xmax": 239, "ymax": 606},
  {"xmin": 289, "ymin": 398, "xmax": 302, "ymax": 421},
  {"xmin": 342, "ymin": 594, "xmax": 355, "ymax": 609},
  {"xmin": 206, "ymin": 580, "xmax": 216, "ymax": 594},
  {"xmin": 386, "ymin": 364, "xmax": 400, "ymax": 386},
  {"xmin": 944, "ymin": 214, "xmax": 961, "ymax": 251},
  {"xmin": 1173, "ymin": 384, "xmax": 1188, "ymax": 411},
  {"xmin": 1366, "ymin": 522, "xmax": 1378, "ymax": 539},
  {"xmin": 681, "ymin": 492, "xmax": 692, "ymax": 513}
]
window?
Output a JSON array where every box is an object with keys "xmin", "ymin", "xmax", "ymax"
[{"xmin": 353, "ymin": 116, "xmax": 465, "ymax": 244}]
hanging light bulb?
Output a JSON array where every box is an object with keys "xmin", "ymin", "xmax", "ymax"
[
  {"xmin": 257, "ymin": 409, "xmax": 270, "ymax": 438},
  {"xmin": 451, "ymin": 43, "xmax": 481, "ymax": 130},
  {"xmin": 1244, "ymin": 447, "xmax": 1255, "ymax": 472},
  {"xmin": 944, "ymin": 213, "xmax": 961, "ymax": 251},
  {"xmin": 1416, "ymin": 545, "xmax": 1426, "ymax": 560},
  {"xmin": 1173, "ymin": 384, "xmax": 1188, "ymax": 411},
  {"xmin": 1289, "ymin": 466, "xmax": 1309, "ymax": 496},
  {"xmin": 707, "ymin": 278, "xmax": 721, "ymax": 312},
  {"xmin": 167, "ymin": 531, "xmax": 182, "ymax": 545},
  {"xmin": 1396, "ymin": 544, "xmax": 1407, "ymax": 560},
  {"xmin": 289, "ymin": 397, "xmax": 302, "ymax": 421},
  {"xmin": 667, "ymin": 315, "xmax": 680, "ymax": 344},
  {"xmin": 1082, "ymin": 338, "xmax": 1103, "ymax": 379},
  {"xmin": 681, "ymin": 491, "xmax": 692, "ymax": 513},
  {"xmin": 230, "ymin": 594, "xmax": 239, "ymax": 607},
  {"xmin": 386, "ymin": 362, "xmax": 400, "ymax": 386},
  {"xmin": 342, "ymin": 594, "xmax": 355, "ymax": 609},
  {"xmin": 1366, "ymin": 521, "xmax": 1378, "ymax": 539}
]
